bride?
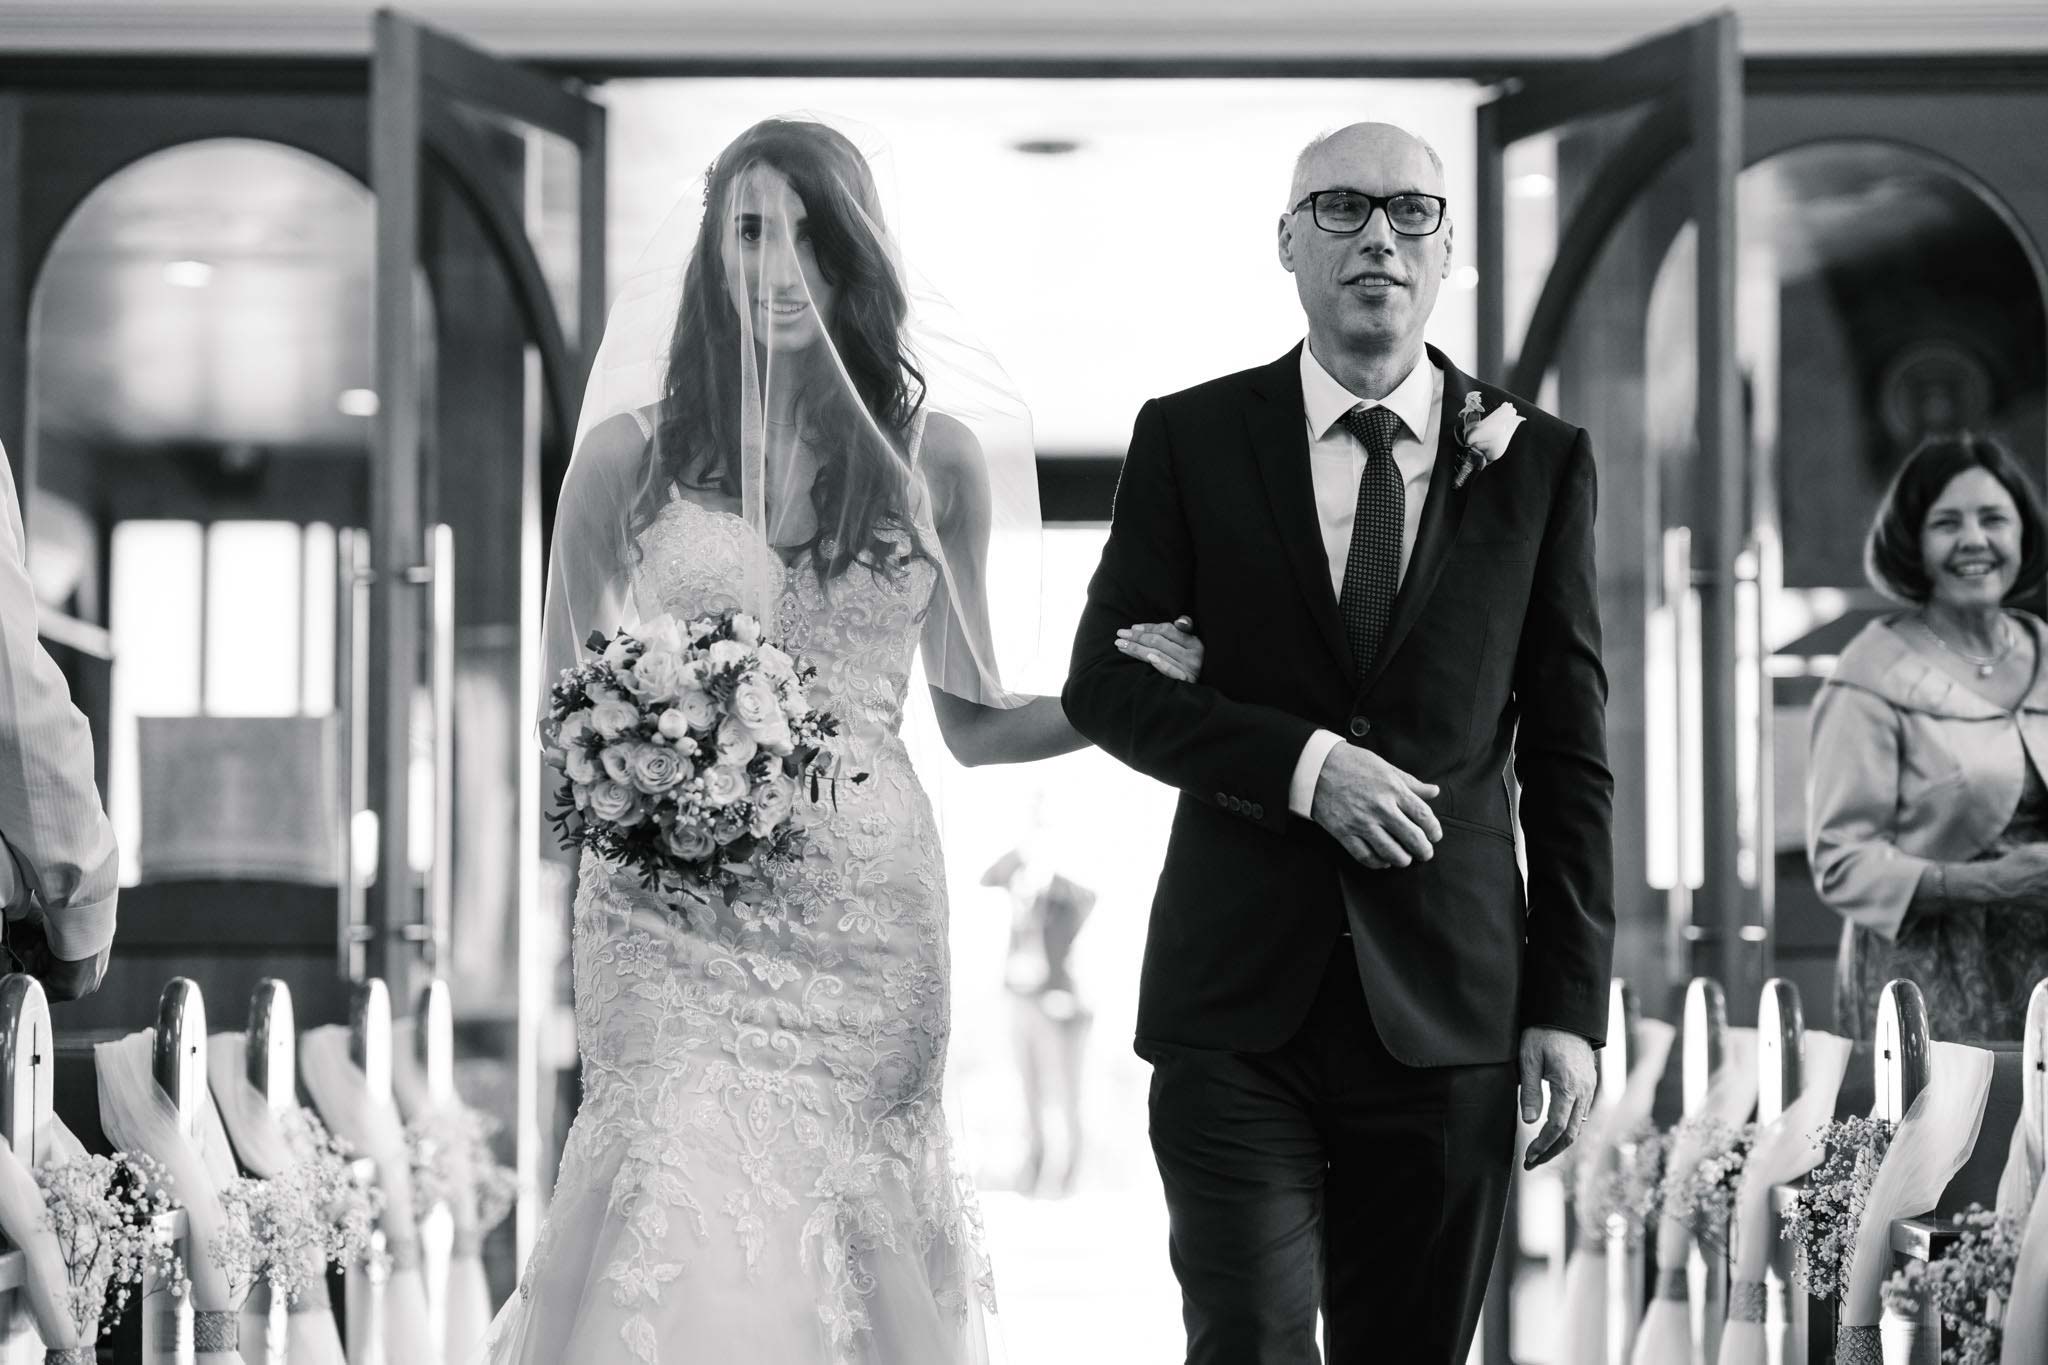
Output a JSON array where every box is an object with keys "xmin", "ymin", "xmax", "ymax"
[{"xmin": 481, "ymin": 118, "xmax": 1203, "ymax": 1365}]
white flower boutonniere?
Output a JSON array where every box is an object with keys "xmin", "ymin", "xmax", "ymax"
[{"xmin": 1454, "ymin": 391, "xmax": 1526, "ymax": 489}]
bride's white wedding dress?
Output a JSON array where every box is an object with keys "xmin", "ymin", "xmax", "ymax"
[{"xmin": 483, "ymin": 467, "xmax": 998, "ymax": 1364}]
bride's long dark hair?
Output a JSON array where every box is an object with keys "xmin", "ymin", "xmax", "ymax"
[{"xmin": 645, "ymin": 119, "xmax": 932, "ymax": 582}]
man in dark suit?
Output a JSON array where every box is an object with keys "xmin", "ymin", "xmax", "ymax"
[{"xmin": 1063, "ymin": 122, "xmax": 1613, "ymax": 1363}]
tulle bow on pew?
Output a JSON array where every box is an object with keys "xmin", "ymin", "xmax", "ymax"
[
  {"xmin": 1998, "ymin": 986, "xmax": 2048, "ymax": 1365},
  {"xmin": 208, "ymin": 1032, "xmax": 350, "ymax": 1365},
  {"xmin": 0, "ymin": 1113, "xmax": 97, "ymax": 1357},
  {"xmin": 1839, "ymin": 1040, "xmax": 1995, "ymax": 1361},
  {"xmin": 1557, "ymin": 1016, "xmax": 1678, "ymax": 1365},
  {"xmin": 301, "ymin": 1023, "xmax": 443, "ymax": 1365},
  {"xmin": 1629, "ymin": 1029, "xmax": 1759, "ymax": 1365},
  {"xmin": 1715, "ymin": 1031, "xmax": 1853, "ymax": 1365},
  {"xmin": 391, "ymin": 1017, "xmax": 494, "ymax": 1364},
  {"xmin": 96, "ymin": 1029, "xmax": 252, "ymax": 1364}
]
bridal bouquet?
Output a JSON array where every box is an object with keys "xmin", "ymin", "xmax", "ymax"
[
  {"xmin": 1783, "ymin": 1115, "xmax": 1894, "ymax": 1300},
  {"xmin": 1882, "ymin": 1205, "xmax": 2021, "ymax": 1365},
  {"xmin": 35, "ymin": 1150, "xmax": 183, "ymax": 1349},
  {"xmin": 543, "ymin": 608, "xmax": 853, "ymax": 904}
]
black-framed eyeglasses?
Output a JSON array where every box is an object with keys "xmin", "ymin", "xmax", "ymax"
[{"xmin": 1292, "ymin": 190, "xmax": 1446, "ymax": 237}]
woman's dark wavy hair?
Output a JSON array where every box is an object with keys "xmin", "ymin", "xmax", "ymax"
[
  {"xmin": 1864, "ymin": 430, "xmax": 2048, "ymax": 604},
  {"xmin": 642, "ymin": 119, "xmax": 930, "ymax": 583}
]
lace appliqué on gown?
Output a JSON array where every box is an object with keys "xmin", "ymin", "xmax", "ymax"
[{"xmin": 485, "ymin": 489, "xmax": 997, "ymax": 1365}]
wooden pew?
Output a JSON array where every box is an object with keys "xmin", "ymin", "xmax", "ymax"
[
  {"xmin": 1888, "ymin": 979, "xmax": 2047, "ymax": 1361},
  {"xmin": 413, "ymin": 979, "xmax": 455, "ymax": 1352},
  {"xmin": 1756, "ymin": 977, "xmax": 1807, "ymax": 1363},
  {"xmin": 1682, "ymin": 978, "xmax": 1731, "ymax": 1365},
  {"xmin": 344, "ymin": 979, "xmax": 392, "ymax": 1365},
  {"xmin": 241, "ymin": 979, "xmax": 296, "ymax": 1365},
  {"xmin": 1603, "ymin": 977, "xmax": 1645, "ymax": 1365},
  {"xmin": 142, "ymin": 977, "xmax": 205, "ymax": 1364},
  {"xmin": 0, "ymin": 977, "xmax": 49, "ymax": 1364}
]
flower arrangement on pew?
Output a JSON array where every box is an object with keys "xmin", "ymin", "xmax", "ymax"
[
  {"xmin": 1882, "ymin": 1205, "xmax": 2021, "ymax": 1365},
  {"xmin": 216, "ymin": 1110, "xmax": 382, "ymax": 1307},
  {"xmin": 1660, "ymin": 1117, "xmax": 1755, "ymax": 1257},
  {"xmin": 407, "ymin": 1105, "xmax": 517, "ymax": 1239},
  {"xmin": 1783, "ymin": 1115, "xmax": 1894, "ymax": 1300},
  {"xmin": 1570, "ymin": 1122, "xmax": 1669, "ymax": 1249},
  {"xmin": 35, "ymin": 1149, "xmax": 184, "ymax": 1347}
]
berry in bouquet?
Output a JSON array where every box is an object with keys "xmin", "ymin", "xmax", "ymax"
[{"xmin": 542, "ymin": 608, "xmax": 860, "ymax": 907}]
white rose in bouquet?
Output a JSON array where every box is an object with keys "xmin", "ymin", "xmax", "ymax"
[
  {"xmin": 749, "ymin": 773, "xmax": 797, "ymax": 838},
  {"xmin": 600, "ymin": 745, "xmax": 634, "ymax": 785},
  {"xmin": 591, "ymin": 698, "xmax": 639, "ymax": 739},
  {"xmin": 627, "ymin": 649, "xmax": 689, "ymax": 703},
  {"xmin": 755, "ymin": 643, "xmax": 797, "ymax": 680},
  {"xmin": 629, "ymin": 743, "xmax": 687, "ymax": 795},
  {"xmin": 602, "ymin": 636, "xmax": 638, "ymax": 670},
  {"xmin": 665, "ymin": 820, "xmax": 716, "ymax": 861},
  {"xmin": 731, "ymin": 613, "xmax": 763, "ymax": 646},
  {"xmin": 556, "ymin": 710, "xmax": 596, "ymax": 749},
  {"xmin": 709, "ymin": 639, "xmax": 749, "ymax": 669},
  {"xmin": 716, "ymin": 715, "xmax": 759, "ymax": 767},
  {"xmin": 565, "ymin": 747, "xmax": 600, "ymax": 786},
  {"xmin": 733, "ymin": 678, "xmax": 793, "ymax": 752},
  {"xmin": 675, "ymin": 687, "xmax": 719, "ymax": 732},
  {"xmin": 702, "ymin": 764, "xmax": 749, "ymax": 808},
  {"xmin": 637, "ymin": 614, "xmax": 686, "ymax": 657},
  {"xmin": 588, "ymin": 781, "xmax": 642, "ymax": 826}
]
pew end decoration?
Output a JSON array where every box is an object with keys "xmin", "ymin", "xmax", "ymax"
[
  {"xmin": 31, "ymin": 1147, "xmax": 183, "ymax": 1356},
  {"xmin": 1881, "ymin": 1204, "xmax": 2020, "ymax": 1365},
  {"xmin": 1782, "ymin": 1114, "xmax": 1894, "ymax": 1301}
]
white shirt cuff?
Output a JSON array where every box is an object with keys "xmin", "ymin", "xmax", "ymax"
[{"xmin": 1289, "ymin": 729, "xmax": 1346, "ymax": 819}]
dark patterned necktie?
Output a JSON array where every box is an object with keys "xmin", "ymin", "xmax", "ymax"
[{"xmin": 1337, "ymin": 403, "xmax": 1406, "ymax": 676}]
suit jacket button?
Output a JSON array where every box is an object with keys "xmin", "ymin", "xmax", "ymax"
[
  {"xmin": 1215, "ymin": 792, "xmax": 1229, "ymax": 808},
  {"xmin": 1349, "ymin": 716, "xmax": 1372, "ymax": 738},
  {"xmin": 1251, "ymin": 803, "xmax": 1265, "ymax": 820}
]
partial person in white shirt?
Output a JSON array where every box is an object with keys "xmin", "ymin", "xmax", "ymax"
[{"xmin": 0, "ymin": 442, "xmax": 117, "ymax": 1000}]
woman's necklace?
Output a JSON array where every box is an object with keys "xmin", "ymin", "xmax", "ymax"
[{"xmin": 1920, "ymin": 612, "xmax": 2015, "ymax": 678}]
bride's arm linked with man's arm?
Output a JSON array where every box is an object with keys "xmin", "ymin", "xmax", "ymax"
[{"xmin": 917, "ymin": 410, "xmax": 1202, "ymax": 767}]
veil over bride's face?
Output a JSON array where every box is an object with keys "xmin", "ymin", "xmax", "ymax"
[{"xmin": 730, "ymin": 166, "xmax": 839, "ymax": 355}]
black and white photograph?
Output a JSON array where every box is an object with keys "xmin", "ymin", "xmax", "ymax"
[{"xmin": 0, "ymin": 1, "xmax": 2044, "ymax": 1362}]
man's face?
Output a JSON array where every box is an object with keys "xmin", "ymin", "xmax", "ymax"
[{"xmin": 1278, "ymin": 125, "xmax": 1451, "ymax": 359}]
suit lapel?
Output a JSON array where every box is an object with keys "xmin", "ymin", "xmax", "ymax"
[
  {"xmin": 1361, "ymin": 346, "xmax": 1475, "ymax": 695},
  {"xmin": 1247, "ymin": 346, "xmax": 1356, "ymax": 687}
]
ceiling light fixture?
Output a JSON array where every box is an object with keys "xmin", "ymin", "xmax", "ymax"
[
  {"xmin": 338, "ymin": 389, "xmax": 380, "ymax": 417},
  {"xmin": 1510, "ymin": 173, "xmax": 1556, "ymax": 199},
  {"xmin": 1450, "ymin": 266, "xmax": 1480, "ymax": 291},
  {"xmin": 163, "ymin": 260, "xmax": 215, "ymax": 288}
]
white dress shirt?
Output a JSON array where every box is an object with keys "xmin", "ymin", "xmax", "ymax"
[
  {"xmin": 1286, "ymin": 344, "xmax": 1444, "ymax": 818},
  {"xmin": 0, "ymin": 444, "xmax": 118, "ymax": 959}
]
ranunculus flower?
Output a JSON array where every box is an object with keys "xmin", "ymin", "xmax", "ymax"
[
  {"xmin": 675, "ymin": 688, "xmax": 719, "ymax": 732},
  {"xmin": 716, "ymin": 716, "xmax": 759, "ymax": 768},
  {"xmin": 656, "ymin": 709, "xmax": 692, "ymax": 740},
  {"xmin": 750, "ymin": 773, "xmax": 796, "ymax": 837},
  {"xmin": 565, "ymin": 748, "xmax": 599, "ymax": 786},
  {"xmin": 629, "ymin": 744, "xmax": 686, "ymax": 795},
  {"xmin": 628, "ymin": 649, "xmax": 689, "ymax": 703},
  {"xmin": 731, "ymin": 613, "xmax": 762, "ymax": 646},
  {"xmin": 587, "ymin": 781, "xmax": 640, "ymax": 825},
  {"xmin": 591, "ymin": 699, "xmax": 639, "ymax": 739},
  {"xmin": 600, "ymin": 745, "xmax": 635, "ymax": 784},
  {"xmin": 702, "ymin": 764, "xmax": 749, "ymax": 808},
  {"xmin": 665, "ymin": 821, "xmax": 715, "ymax": 861}
]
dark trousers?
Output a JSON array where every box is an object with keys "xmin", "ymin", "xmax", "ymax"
[{"xmin": 1140, "ymin": 938, "xmax": 1518, "ymax": 1365}]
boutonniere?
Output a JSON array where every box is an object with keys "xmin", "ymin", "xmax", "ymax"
[{"xmin": 1454, "ymin": 391, "xmax": 1525, "ymax": 489}]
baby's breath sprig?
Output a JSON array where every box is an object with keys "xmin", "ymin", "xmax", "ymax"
[
  {"xmin": 1782, "ymin": 1115, "xmax": 1893, "ymax": 1301},
  {"xmin": 35, "ymin": 1150, "xmax": 184, "ymax": 1342},
  {"xmin": 1881, "ymin": 1204, "xmax": 2020, "ymax": 1365},
  {"xmin": 1660, "ymin": 1117, "xmax": 1756, "ymax": 1257},
  {"xmin": 1571, "ymin": 1122, "xmax": 1668, "ymax": 1250}
]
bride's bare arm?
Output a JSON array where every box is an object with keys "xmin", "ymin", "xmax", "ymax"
[{"xmin": 916, "ymin": 413, "xmax": 1199, "ymax": 767}]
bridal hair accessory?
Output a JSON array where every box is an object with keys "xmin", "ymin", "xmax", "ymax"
[
  {"xmin": 544, "ymin": 607, "xmax": 860, "ymax": 910},
  {"xmin": 1453, "ymin": 391, "xmax": 1525, "ymax": 489}
]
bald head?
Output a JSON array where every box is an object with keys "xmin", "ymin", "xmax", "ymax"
[{"xmin": 1288, "ymin": 123, "xmax": 1445, "ymax": 209}]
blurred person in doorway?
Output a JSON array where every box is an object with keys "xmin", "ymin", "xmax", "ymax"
[
  {"xmin": 1809, "ymin": 431, "xmax": 2048, "ymax": 1041},
  {"xmin": 0, "ymin": 441, "xmax": 116, "ymax": 1001},
  {"xmin": 981, "ymin": 793, "xmax": 1104, "ymax": 1198}
]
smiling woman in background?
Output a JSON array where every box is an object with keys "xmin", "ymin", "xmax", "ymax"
[{"xmin": 1808, "ymin": 432, "xmax": 2048, "ymax": 1040}]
